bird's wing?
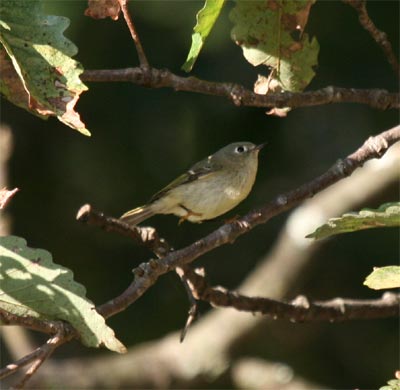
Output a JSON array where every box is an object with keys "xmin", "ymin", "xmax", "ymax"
[{"xmin": 150, "ymin": 155, "xmax": 221, "ymax": 203}]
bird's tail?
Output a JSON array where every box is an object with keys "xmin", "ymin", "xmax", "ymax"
[{"xmin": 120, "ymin": 205, "xmax": 155, "ymax": 226}]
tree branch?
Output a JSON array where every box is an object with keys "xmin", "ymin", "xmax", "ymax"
[
  {"xmin": 81, "ymin": 67, "xmax": 400, "ymax": 110},
  {"xmin": 26, "ymin": 139, "xmax": 400, "ymax": 389},
  {"xmin": 3, "ymin": 126, "xmax": 399, "ymax": 387},
  {"xmin": 75, "ymin": 205, "xmax": 197, "ymax": 339},
  {"xmin": 181, "ymin": 266, "xmax": 400, "ymax": 321},
  {"xmin": 0, "ymin": 311, "xmax": 76, "ymax": 385},
  {"xmin": 0, "ymin": 324, "xmax": 68, "ymax": 388},
  {"xmin": 12, "ymin": 331, "xmax": 65, "ymax": 389},
  {"xmin": 76, "ymin": 204, "xmax": 169, "ymax": 256},
  {"xmin": 0, "ymin": 309, "xmax": 69, "ymax": 337},
  {"xmin": 117, "ymin": 0, "xmax": 149, "ymax": 68},
  {"xmin": 77, "ymin": 124, "xmax": 400, "ymax": 319},
  {"xmin": 343, "ymin": 0, "xmax": 400, "ymax": 78}
]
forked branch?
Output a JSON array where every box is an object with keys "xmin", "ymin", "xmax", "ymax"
[{"xmin": 76, "ymin": 124, "xmax": 400, "ymax": 319}]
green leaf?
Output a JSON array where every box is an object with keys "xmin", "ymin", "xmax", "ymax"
[
  {"xmin": 230, "ymin": 0, "xmax": 319, "ymax": 92},
  {"xmin": 182, "ymin": 0, "xmax": 225, "ymax": 72},
  {"xmin": 0, "ymin": 0, "xmax": 90, "ymax": 136},
  {"xmin": 306, "ymin": 202, "xmax": 400, "ymax": 240},
  {"xmin": 364, "ymin": 266, "xmax": 400, "ymax": 290},
  {"xmin": 0, "ymin": 236, "xmax": 126, "ymax": 353}
]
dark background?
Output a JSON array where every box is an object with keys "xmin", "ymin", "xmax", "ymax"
[{"xmin": 1, "ymin": 1, "xmax": 399, "ymax": 388}]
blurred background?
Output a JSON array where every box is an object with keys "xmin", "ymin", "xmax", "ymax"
[{"xmin": 1, "ymin": 1, "xmax": 399, "ymax": 388}]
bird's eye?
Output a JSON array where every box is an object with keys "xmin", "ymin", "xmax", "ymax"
[{"xmin": 235, "ymin": 145, "xmax": 246, "ymax": 154}]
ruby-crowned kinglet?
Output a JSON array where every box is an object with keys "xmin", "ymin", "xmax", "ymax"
[{"xmin": 120, "ymin": 142, "xmax": 265, "ymax": 225}]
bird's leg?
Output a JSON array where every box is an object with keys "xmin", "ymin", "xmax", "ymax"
[{"xmin": 178, "ymin": 204, "xmax": 202, "ymax": 225}]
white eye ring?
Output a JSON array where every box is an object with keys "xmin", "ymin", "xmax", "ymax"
[{"xmin": 235, "ymin": 145, "xmax": 246, "ymax": 154}]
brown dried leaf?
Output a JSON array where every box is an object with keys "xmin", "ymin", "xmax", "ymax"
[
  {"xmin": 255, "ymin": 74, "xmax": 290, "ymax": 117},
  {"xmin": 254, "ymin": 74, "xmax": 282, "ymax": 94},
  {"xmin": 266, "ymin": 107, "xmax": 290, "ymax": 117},
  {"xmin": 85, "ymin": 0, "xmax": 121, "ymax": 20}
]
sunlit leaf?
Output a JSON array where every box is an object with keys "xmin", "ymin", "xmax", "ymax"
[
  {"xmin": 230, "ymin": 0, "xmax": 319, "ymax": 92},
  {"xmin": 306, "ymin": 203, "xmax": 400, "ymax": 240},
  {"xmin": 380, "ymin": 379, "xmax": 400, "ymax": 390},
  {"xmin": 364, "ymin": 266, "xmax": 400, "ymax": 290},
  {"xmin": 0, "ymin": 0, "xmax": 89, "ymax": 135},
  {"xmin": 0, "ymin": 236, "xmax": 126, "ymax": 353},
  {"xmin": 182, "ymin": 0, "xmax": 225, "ymax": 72}
]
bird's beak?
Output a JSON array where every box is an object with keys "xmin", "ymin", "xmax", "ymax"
[{"xmin": 255, "ymin": 142, "xmax": 267, "ymax": 152}]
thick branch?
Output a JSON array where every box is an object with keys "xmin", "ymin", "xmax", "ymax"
[
  {"xmin": 81, "ymin": 67, "xmax": 400, "ymax": 110},
  {"xmin": 344, "ymin": 0, "xmax": 400, "ymax": 78},
  {"xmin": 89, "ymin": 125, "xmax": 400, "ymax": 318}
]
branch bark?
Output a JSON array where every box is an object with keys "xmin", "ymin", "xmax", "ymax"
[
  {"xmin": 181, "ymin": 266, "xmax": 399, "ymax": 321},
  {"xmin": 81, "ymin": 67, "xmax": 400, "ymax": 110}
]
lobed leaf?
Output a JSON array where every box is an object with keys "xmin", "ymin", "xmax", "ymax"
[
  {"xmin": 364, "ymin": 266, "xmax": 400, "ymax": 290},
  {"xmin": 182, "ymin": 0, "xmax": 225, "ymax": 72},
  {"xmin": 306, "ymin": 202, "xmax": 400, "ymax": 240},
  {"xmin": 0, "ymin": 236, "xmax": 126, "ymax": 353},
  {"xmin": 230, "ymin": 0, "xmax": 319, "ymax": 92},
  {"xmin": 0, "ymin": 0, "xmax": 89, "ymax": 135}
]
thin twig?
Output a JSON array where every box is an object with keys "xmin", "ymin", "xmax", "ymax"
[
  {"xmin": 0, "ymin": 309, "xmax": 70, "ymax": 337},
  {"xmin": 117, "ymin": 0, "xmax": 149, "ymax": 68},
  {"xmin": 181, "ymin": 266, "xmax": 400, "ymax": 321},
  {"xmin": 0, "ymin": 331, "xmax": 65, "ymax": 382},
  {"xmin": 0, "ymin": 311, "xmax": 75, "ymax": 385},
  {"xmin": 0, "ymin": 347, "xmax": 42, "ymax": 380},
  {"xmin": 76, "ymin": 204, "xmax": 169, "ymax": 256},
  {"xmin": 175, "ymin": 266, "xmax": 200, "ymax": 342},
  {"xmin": 81, "ymin": 67, "xmax": 399, "ymax": 110},
  {"xmin": 343, "ymin": 0, "xmax": 399, "ymax": 78},
  {"xmin": 12, "ymin": 332, "xmax": 64, "ymax": 389},
  {"xmin": 86, "ymin": 125, "xmax": 400, "ymax": 318}
]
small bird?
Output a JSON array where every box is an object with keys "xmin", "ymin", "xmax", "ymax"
[{"xmin": 120, "ymin": 142, "xmax": 265, "ymax": 226}]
